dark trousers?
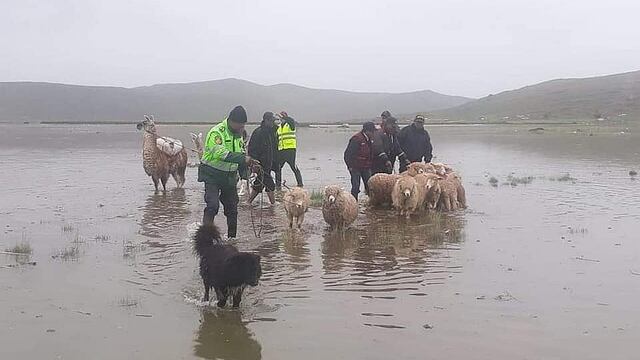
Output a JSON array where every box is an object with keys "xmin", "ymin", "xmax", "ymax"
[
  {"xmin": 276, "ymin": 149, "xmax": 303, "ymax": 187},
  {"xmin": 203, "ymin": 181, "xmax": 239, "ymax": 237},
  {"xmin": 349, "ymin": 168, "xmax": 372, "ymax": 200}
]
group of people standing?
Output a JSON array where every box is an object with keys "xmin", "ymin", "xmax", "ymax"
[
  {"xmin": 197, "ymin": 106, "xmax": 432, "ymax": 239},
  {"xmin": 344, "ymin": 111, "xmax": 433, "ymax": 200},
  {"xmin": 198, "ymin": 106, "xmax": 304, "ymax": 239}
]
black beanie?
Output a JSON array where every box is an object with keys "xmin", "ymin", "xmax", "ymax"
[
  {"xmin": 263, "ymin": 111, "xmax": 274, "ymax": 122},
  {"xmin": 228, "ymin": 105, "xmax": 247, "ymax": 124},
  {"xmin": 362, "ymin": 121, "xmax": 376, "ymax": 132}
]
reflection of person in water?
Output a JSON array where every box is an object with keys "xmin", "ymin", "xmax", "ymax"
[
  {"xmin": 194, "ymin": 310, "xmax": 262, "ymax": 360},
  {"xmin": 139, "ymin": 188, "xmax": 189, "ymax": 238}
]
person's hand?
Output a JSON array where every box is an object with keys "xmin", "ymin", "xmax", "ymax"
[{"xmin": 385, "ymin": 161, "xmax": 392, "ymax": 171}]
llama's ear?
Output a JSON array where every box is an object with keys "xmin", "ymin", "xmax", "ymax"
[
  {"xmin": 144, "ymin": 115, "xmax": 150, "ymax": 121},
  {"xmin": 198, "ymin": 133, "xmax": 203, "ymax": 141},
  {"xmin": 190, "ymin": 132, "xmax": 197, "ymax": 140},
  {"xmin": 150, "ymin": 115, "xmax": 155, "ymax": 122}
]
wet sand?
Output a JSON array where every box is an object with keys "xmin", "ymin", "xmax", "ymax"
[{"xmin": 1, "ymin": 123, "xmax": 639, "ymax": 359}]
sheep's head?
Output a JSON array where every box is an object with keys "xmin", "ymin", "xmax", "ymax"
[
  {"xmin": 397, "ymin": 177, "xmax": 417, "ymax": 198},
  {"xmin": 324, "ymin": 185, "xmax": 342, "ymax": 204},
  {"xmin": 432, "ymin": 163, "xmax": 453, "ymax": 176},
  {"xmin": 136, "ymin": 115, "xmax": 157, "ymax": 133},
  {"xmin": 406, "ymin": 162, "xmax": 436, "ymax": 176}
]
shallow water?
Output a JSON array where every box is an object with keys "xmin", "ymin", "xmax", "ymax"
[{"xmin": 1, "ymin": 123, "xmax": 639, "ymax": 359}]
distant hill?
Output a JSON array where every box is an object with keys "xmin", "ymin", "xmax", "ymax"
[
  {"xmin": 0, "ymin": 79, "xmax": 471, "ymax": 123},
  {"xmin": 433, "ymin": 70, "xmax": 640, "ymax": 122}
]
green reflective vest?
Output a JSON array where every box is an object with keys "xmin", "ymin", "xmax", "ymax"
[
  {"xmin": 201, "ymin": 119, "xmax": 245, "ymax": 173},
  {"xmin": 277, "ymin": 123, "xmax": 297, "ymax": 150}
]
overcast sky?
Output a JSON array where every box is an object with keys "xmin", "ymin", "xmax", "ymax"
[{"xmin": 2, "ymin": 0, "xmax": 639, "ymax": 98}]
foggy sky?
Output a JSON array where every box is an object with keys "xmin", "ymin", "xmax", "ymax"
[{"xmin": 2, "ymin": 0, "xmax": 639, "ymax": 98}]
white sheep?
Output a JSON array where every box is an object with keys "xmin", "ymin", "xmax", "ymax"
[
  {"xmin": 367, "ymin": 173, "xmax": 401, "ymax": 208},
  {"xmin": 283, "ymin": 187, "xmax": 310, "ymax": 229},
  {"xmin": 391, "ymin": 175, "xmax": 422, "ymax": 218},
  {"xmin": 322, "ymin": 185, "xmax": 358, "ymax": 230},
  {"xmin": 403, "ymin": 162, "xmax": 437, "ymax": 176}
]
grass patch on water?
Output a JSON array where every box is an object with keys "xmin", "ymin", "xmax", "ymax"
[
  {"xmin": 309, "ymin": 190, "xmax": 324, "ymax": 207},
  {"xmin": 53, "ymin": 246, "xmax": 81, "ymax": 261},
  {"xmin": 550, "ymin": 173, "xmax": 576, "ymax": 182},
  {"xmin": 94, "ymin": 234, "xmax": 111, "ymax": 242},
  {"xmin": 6, "ymin": 241, "xmax": 32, "ymax": 255},
  {"xmin": 488, "ymin": 177, "xmax": 499, "ymax": 187},
  {"xmin": 62, "ymin": 224, "xmax": 74, "ymax": 232},
  {"xmin": 506, "ymin": 175, "xmax": 535, "ymax": 186}
]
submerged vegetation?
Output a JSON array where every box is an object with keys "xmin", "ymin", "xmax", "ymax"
[
  {"xmin": 309, "ymin": 189, "xmax": 324, "ymax": 207},
  {"xmin": 550, "ymin": 173, "xmax": 576, "ymax": 182},
  {"xmin": 6, "ymin": 241, "xmax": 32, "ymax": 255},
  {"xmin": 53, "ymin": 246, "xmax": 81, "ymax": 261}
]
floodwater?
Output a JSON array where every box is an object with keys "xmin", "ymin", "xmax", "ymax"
[{"xmin": 1, "ymin": 122, "xmax": 639, "ymax": 359}]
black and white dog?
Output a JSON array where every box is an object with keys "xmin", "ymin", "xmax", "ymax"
[{"xmin": 193, "ymin": 225, "xmax": 262, "ymax": 308}]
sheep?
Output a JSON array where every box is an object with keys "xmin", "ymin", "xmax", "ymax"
[
  {"xmin": 449, "ymin": 172, "xmax": 467, "ymax": 209},
  {"xmin": 414, "ymin": 173, "xmax": 442, "ymax": 210},
  {"xmin": 437, "ymin": 175, "xmax": 460, "ymax": 212},
  {"xmin": 322, "ymin": 185, "xmax": 358, "ymax": 230},
  {"xmin": 403, "ymin": 162, "xmax": 436, "ymax": 176},
  {"xmin": 367, "ymin": 173, "xmax": 401, "ymax": 208},
  {"xmin": 283, "ymin": 187, "xmax": 310, "ymax": 229},
  {"xmin": 391, "ymin": 175, "xmax": 422, "ymax": 218},
  {"xmin": 137, "ymin": 115, "xmax": 187, "ymax": 191},
  {"xmin": 431, "ymin": 162, "xmax": 454, "ymax": 176}
]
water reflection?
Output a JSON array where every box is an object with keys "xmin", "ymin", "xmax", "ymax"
[
  {"xmin": 194, "ymin": 310, "xmax": 262, "ymax": 360},
  {"xmin": 321, "ymin": 210, "xmax": 466, "ymax": 293},
  {"xmin": 138, "ymin": 188, "xmax": 190, "ymax": 238}
]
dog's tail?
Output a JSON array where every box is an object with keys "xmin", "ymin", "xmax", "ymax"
[{"xmin": 193, "ymin": 224, "xmax": 222, "ymax": 257}]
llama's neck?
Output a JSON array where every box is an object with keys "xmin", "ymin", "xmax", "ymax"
[{"xmin": 143, "ymin": 131, "xmax": 157, "ymax": 155}]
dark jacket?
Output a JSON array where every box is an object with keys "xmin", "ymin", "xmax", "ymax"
[
  {"xmin": 344, "ymin": 131, "xmax": 373, "ymax": 170},
  {"xmin": 372, "ymin": 129, "xmax": 408, "ymax": 173},
  {"xmin": 398, "ymin": 124, "xmax": 433, "ymax": 163},
  {"xmin": 247, "ymin": 123, "xmax": 278, "ymax": 171},
  {"xmin": 281, "ymin": 116, "xmax": 296, "ymax": 131}
]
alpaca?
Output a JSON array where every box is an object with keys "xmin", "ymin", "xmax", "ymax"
[
  {"xmin": 404, "ymin": 162, "xmax": 437, "ymax": 177},
  {"xmin": 137, "ymin": 115, "xmax": 187, "ymax": 191},
  {"xmin": 391, "ymin": 175, "xmax": 422, "ymax": 218},
  {"xmin": 367, "ymin": 173, "xmax": 400, "ymax": 208},
  {"xmin": 283, "ymin": 187, "xmax": 311, "ymax": 229},
  {"xmin": 322, "ymin": 185, "xmax": 358, "ymax": 230}
]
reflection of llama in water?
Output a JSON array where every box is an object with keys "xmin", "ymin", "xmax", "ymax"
[
  {"xmin": 137, "ymin": 115, "xmax": 187, "ymax": 191},
  {"xmin": 194, "ymin": 310, "xmax": 261, "ymax": 360},
  {"xmin": 139, "ymin": 189, "xmax": 190, "ymax": 238}
]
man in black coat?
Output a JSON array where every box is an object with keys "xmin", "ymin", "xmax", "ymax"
[
  {"xmin": 398, "ymin": 114, "xmax": 433, "ymax": 173},
  {"xmin": 372, "ymin": 115, "xmax": 409, "ymax": 174},
  {"xmin": 247, "ymin": 112, "xmax": 278, "ymax": 205}
]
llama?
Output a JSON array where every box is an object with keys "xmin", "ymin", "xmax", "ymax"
[{"xmin": 137, "ymin": 115, "xmax": 187, "ymax": 191}]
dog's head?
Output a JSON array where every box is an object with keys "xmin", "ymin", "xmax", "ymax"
[{"xmin": 227, "ymin": 253, "xmax": 262, "ymax": 286}]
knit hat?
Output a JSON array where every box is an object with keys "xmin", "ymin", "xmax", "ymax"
[
  {"xmin": 414, "ymin": 114, "xmax": 426, "ymax": 123},
  {"xmin": 381, "ymin": 110, "xmax": 391, "ymax": 119},
  {"xmin": 228, "ymin": 106, "xmax": 247, "ymax": 124},
  {"xmin": 263, "ymin": 111, "xmax": 275, "ymax": 122},
  {"xmin": 362, "ymin": 121, "xmax": 376, "ymax": 132}
]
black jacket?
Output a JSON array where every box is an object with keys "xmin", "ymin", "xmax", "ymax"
[
  {"xmin": 372, "ymin": 129, "xmax": 408, "ymax": 173},
  {"xmin": 398, "ymin": 124, "xmax": 433, "ymax": 163},
  {"xmin": 248, "ymin": 123, "xmax": 278, "ymax": 171},
  {"xmin": 281, "ymin": 116, "xmax": 296, "ymax": 130},
  {"xmin": 344, "ymin": 131, "xmax": 373, "ymax": 170}
]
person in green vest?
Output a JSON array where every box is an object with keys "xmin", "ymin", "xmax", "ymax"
[
  {"xmin": 198, "ymin": 105, "xmax": 259, "ymax": 239},
  {"xmin": 275, "ymin": 111, "xmax": 303, "ymax": 189}
]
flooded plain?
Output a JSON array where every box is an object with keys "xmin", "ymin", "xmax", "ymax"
[{"xmin": 1, "ymin": 122, "xmax": 639, "ymax": 359}]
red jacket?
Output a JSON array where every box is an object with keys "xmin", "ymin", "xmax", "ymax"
[{"xmin": 344, "ymin": 131, "xmax": 373, "ymax": 170}]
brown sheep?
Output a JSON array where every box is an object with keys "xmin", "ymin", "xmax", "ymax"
[
  {"xmin": 367, "ymin": 173, "xmax": 401, "ymax": 208},
  {"xmin": 283, "ymin": 187, "xmax": 310, "ymax": 229},
  {"xmin": 431, "ymin": 162, "xmax": 454, "ymax": 176},
  {"xmin": 322, "ymin": 185, "xmax": 358, "ymax": 230},
  {"xmin": 415, "ymin": 173, "xmax": 442, "ymax": 210},
  {"xmin": 448, "ymin": 172, "xmax": 467, "ymax": 209},
  {"xmin": 437, "ymin": 175, "xmax": 460, "ymax": 212},
  {"xmin": 403, "ymin": 162, "xmax": 436, "ymax": 176},
  {"xmin": 137, "ymin": 115, "xmax": 187, "ymax": 191},
  {"xmin": 391, "ymin": 175, "xmax": 422, "ymax": 218}
]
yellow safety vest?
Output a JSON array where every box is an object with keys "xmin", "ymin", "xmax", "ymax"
[{"xmin": 277, "ymin": 123, "xmax": 297, "ymax": 150}]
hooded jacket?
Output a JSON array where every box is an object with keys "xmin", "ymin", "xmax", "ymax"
[
  {"xmin": 248, "ymin": 121, "xmax": 278, "ymax": 171},
  {"xmin": 398, "ymin": 124, "xmax": 433, "ymax": 163}
]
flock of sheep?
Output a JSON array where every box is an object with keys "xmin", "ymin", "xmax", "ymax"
[{"xmin": 282, "ymin": 162, "xmax": 467, "ymax": 231}]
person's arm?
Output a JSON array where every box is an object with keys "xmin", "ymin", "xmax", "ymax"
[
  {"xmin": 204, "ymin": 129, "xmax": 246, "ymax": 165},
  {"xmin": 372, "ymin": 131, "xmax": 389, "ymax": 163},
  {"xmin": 393, "ymin": 135, "xmax": 409, "ymax": 165},
  {"xmin": 398, "ymin": 126, "xmax": 409, "ymax": 153},
  {"xmin": 247, "ymin": 128, "xmax": 259, "ymax": 158},
  {"xmin": 424, "ymin": 130, "xmax": 433, "ymax": 163},
  {"xmin": 344, "ymin": 137, "xmax": 358, "ymax": 169},
  {"xmin": 284, "ymin": 116, "xmax": 296, "ymax": 130}
]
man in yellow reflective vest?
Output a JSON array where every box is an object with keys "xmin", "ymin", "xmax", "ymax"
[
  {"xmin": 198, "ymin": 105, "xmax": 259, "ymax": 238},
  {"xmin": 275, "ymin": 111, "xmax": 303, "ymax": 189}
]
